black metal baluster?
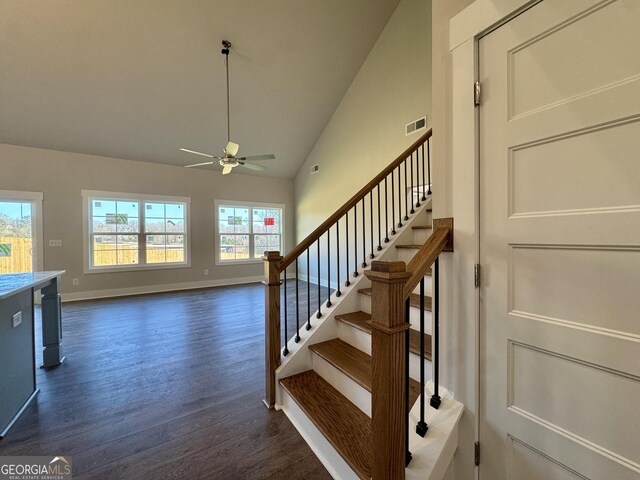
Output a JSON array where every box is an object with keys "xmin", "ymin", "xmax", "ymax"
[
  {"xmin": 353, "ymin": 208, "xmax": 359, "ymax": 278},
  {"xmin": 361, "ymin": 199, "xmax": 367, "ymax": 268},
  {"xmin": 410, "ymin": 152, "xmax": 415, "ymax": 214},
  {"xmin": 316, "ymin": 240, "xmax": 322, "ymax": 319},
  {"xmin": 405, "ymin": 298, "xmax": 412, "ymax": 466},
  {"xmin": 306, "ymin": 249, "xmax": 311, "ymax": 330},
  {"xmin": 295, "ymin": 259, "xmax": 300, "ymax": 343},
  {"xmin": 416, "ymin": 276, "xmax": 428, "ymax": 437},
  {"xmin": 369, "ymin": 193, "xmax": 374, "ymax": 259},
  {"xmin": 345, "ymin": 214, "xmax": 351, "ymax": 287},
  {"xmin": 404, "ymin": 160, "xmax": 409, "ymax": 221},
  {"xmin": 430, "ymin": 257, "xmax": 441, "ymax": 409},
  {"xmin": 377, "ymin": 185, "xmax": 382, "ymax": 251},
  {"xmin": 326, "ymin": 229, "xmax": 332, "ymax": 308},
  {"xmin": 336, "ymin": 221, "xmax": 342, "ymax": 296},
  {"xmin": 421, "ymin": 143, "xmax": 427, "ymax": 201},
  {"xmin": 384, "ymin": 177, "xmax": 390, "ymax": 243},
  {"xmin": 416, "ymin": 148, "xmax": 421, "ymax": 208},
  {"xmin": 283, "ymin": 269, "xmax": 289, "ymax": 356},
  {"xmin": 391, "ymin": 170, "xmax": 397, "ymax": 234},
  {"xmin": 397, "ymin": 166, "xmax": 403, "ymax": 228},
  {"xmin": 427, "ymin": 140, "xmax": 432, "ymax": 196}
]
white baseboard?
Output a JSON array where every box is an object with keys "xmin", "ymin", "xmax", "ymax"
[{"xmin": 61, "ymin": 275, "xmax": 263, "ymax": 302}]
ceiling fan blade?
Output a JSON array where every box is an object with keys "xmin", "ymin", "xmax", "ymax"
[
  {"xmin": 224, "ymin": 141, "xmax": 239, "ymax": 157},
  {"xmin": 236, "ymin": 154, "xmax": 275, "ymax": 161},
  {"xmin": 238, "ymin": 162, "xmax": 267, "ymax": 171},
  {"xmin": 185, "ymin": 160, "xmax": 216, "ymax": 168},
  {"xmin": 180, "ymin": 148, "xmax": 214, "ymax": 158},
  {"xmin": 222, "ymin": 165, "xmax": 234, "ymax": 175}
]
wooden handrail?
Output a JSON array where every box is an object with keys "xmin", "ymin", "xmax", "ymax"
[
  {"xmin": 403, "ymin": 219, "xmax": 453, "ymax": 298},
  {"xmin": 279, "ymin": 129, "xmax": 432, "ymax": 271}
]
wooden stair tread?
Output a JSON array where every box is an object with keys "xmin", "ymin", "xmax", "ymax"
[
  {"xmin": 310, "ymin": 339, "xmax": 372, "ymax": 391},
  {"xmin": 335, "ymin": 312, "xmax": 432, "ymax": 361},
  {"xmin": 411, "ymin": 225, "xmax": 433, "ymax": 230},
  {"xmin": 280, "ymin": 370, "xmax": 372, "ymax": 480},
  {"xmin": 309, "ymin": 338, "xmax": 423, "ymax": 408},
  {"xmin": 409, "ymin": 328, "xmax": 433, "ymax": 361},
  {"xmin": 335, "ymin": 311, "xmax": 373, "ymax": 333},
  {"xmin": 358, "ymin": 288, "xmax": 432, "ymax": 311}
]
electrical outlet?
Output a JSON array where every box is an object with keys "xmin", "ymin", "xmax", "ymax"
[
  {"xmin": 12, "ymin": 311, "xmax": 22, "ymax": 328},
  {"xmin": 48, "ymin": 239, "xmax": 62, "ymax": 247},
  {"xmin": 72, "ymin": 278, "xmax": 79, "ymax": 286},
  {"xmin": 204, "ymin": 269, "xmax": 209, "ymax": 276}
]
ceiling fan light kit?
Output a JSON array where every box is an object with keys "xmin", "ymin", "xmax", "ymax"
[{"xmin": 182, "ymin": 39, "xmax": 275, "ymax": 174}]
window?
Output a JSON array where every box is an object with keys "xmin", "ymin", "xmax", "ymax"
[
  {"xmin": 0, "ymin": 190, "xmax": 43, "ymax": 274},
  {"xmin": 83, "ymin": 191, "xmax": 190, "ymax": 272},
  {"xmin": 215, "ymin": 201, "xmax": 284, "ymax": 264}
]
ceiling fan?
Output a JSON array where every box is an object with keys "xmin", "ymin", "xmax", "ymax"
[{"xmin": 181, "ymin": 40, "xmax": 275, "ymax": 175}]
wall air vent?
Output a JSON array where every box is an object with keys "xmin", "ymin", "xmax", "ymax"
[
  {"xmin": 310, "ymin": 164, "xmax": 319, "ymax": 174},
  {"xmin": 405, "ymin": 116, "xmax": 427, "ymax": 136}
]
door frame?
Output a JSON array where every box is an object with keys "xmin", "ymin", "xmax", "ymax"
[
  {"xmin": 0, "ymin": 189, "xmax": 44, "ymax": 273},
  {"xmin": 448, "ymin": 1, "xmax": 542, "ymax": 478}
]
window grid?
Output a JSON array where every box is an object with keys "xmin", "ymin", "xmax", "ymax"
[
  {"xmin": 217, "ymin": 204, "xmax": 283, "ymax": 263},
  {"xmin": 88, "ymin": 195, "xmax": 188, "ymax": 270}
]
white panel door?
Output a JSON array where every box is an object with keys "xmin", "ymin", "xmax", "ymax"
[{"xmin": 479, "ymin": 1, "xmax": 640, "ymax": 479}]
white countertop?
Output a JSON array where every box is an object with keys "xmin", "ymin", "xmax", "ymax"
[{"xmin": 0, "ymin": 271, "xmax": 65, "ymax": 300}]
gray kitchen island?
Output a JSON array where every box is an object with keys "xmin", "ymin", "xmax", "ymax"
[{"xmin": 0, "ymin": 271, "xmax": 65, "ymax": 437}]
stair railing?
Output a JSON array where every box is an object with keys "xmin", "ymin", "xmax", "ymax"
[
  {"xmin": 263, "ymin": 129, "xmax": 432, "ymax": 409},
  {"xmin": 365, "ymin": 219, "xmax": 452, "ymax": 479}
]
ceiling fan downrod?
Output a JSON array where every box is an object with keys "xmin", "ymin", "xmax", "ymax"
[{"xmin": 221, "ymin": 40, "xmax": 231, "ymax": 146}]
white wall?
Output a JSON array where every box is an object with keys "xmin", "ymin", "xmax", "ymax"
[
  {"xmin": 0, "ymin": 143, "xmax": 294, "ymax": 299},
  {"xmin": 294, "ymin": 0, "xmax": 432, "ymax": 243},
  {"xmin": 433, "ymin": 1, "xmax": 476, "ymax": 478}
]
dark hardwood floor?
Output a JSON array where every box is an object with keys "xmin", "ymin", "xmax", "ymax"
[{"xmin": 0, "ymin": 283, "xmax": 331, "ymax": 480}]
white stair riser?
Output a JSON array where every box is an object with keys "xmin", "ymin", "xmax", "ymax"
[
  {"xmin": 409, "ymin": 352, "xmax": 433, "ymax": 382},
  {"xmin": 396, "ymin": 247, "xmax": 421, "ymax": 264},
  {"xmin": 336, "ymin": 323, "xmax": 433, "ymax": 384},
  {"xmin": 411, "ymin": 228, "xmax": 433, "ymax": 245},
  {"xmin": 337, "ymin": 322, "xmax": 372, "ymax": 356},
  {"xmin": 311, "ymin": 353, "xmax": 371, "ymax": 417},
  {"xmin": 411, "ymin": 276, "xmax": 433, "ymax": 297}
]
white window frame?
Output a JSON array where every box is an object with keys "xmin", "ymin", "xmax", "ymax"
[
  {"xmin": 0, "ymin": 190, "xmax": 44, "ymax": 273},
  {"xmin": 82, "ymin": 190, "xmax": 191, "ymax": 273},
  {"xmin": 214, "ymin": 199, "xmax": 285, "ymax": 266}
]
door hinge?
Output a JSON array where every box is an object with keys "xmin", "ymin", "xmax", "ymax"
[
  {"xmin": 474, "ymin": 81, "xmax": 481, "ymax": 106},
  {"xmin": 474, "ymin": 264, "xmax": 481, "ymax": 288},
  {"xmin": 474, "ymin": 441, "xmax": 480, "ymax": 466}
]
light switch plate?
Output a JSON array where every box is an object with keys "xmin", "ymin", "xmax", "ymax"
[{"xmin": 12, "ymin": 311, "xmax": 22, "ymax": 328}]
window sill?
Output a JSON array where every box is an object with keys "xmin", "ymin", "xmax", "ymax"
[
  {"xmin": 84, "ymin": 262, "xmax": 191, "ymax": 274},
  {"xmin": 215, "ymin": 259, "xmax": 264, "ymax": 266}
]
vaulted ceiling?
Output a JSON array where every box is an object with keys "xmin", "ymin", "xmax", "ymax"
[{"xmin": 0, "ymin": 0, "xmax": 400, "ymax": 178}]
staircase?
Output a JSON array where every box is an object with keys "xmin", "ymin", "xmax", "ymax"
[{"xmin": 263, "ymin": 130, "xmax": 463, "ymax": 480}]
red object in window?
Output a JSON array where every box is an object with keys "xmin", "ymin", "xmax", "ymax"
[{"xmin": 264, "ymin": 217, "xmax": 275, "ymax": 226}]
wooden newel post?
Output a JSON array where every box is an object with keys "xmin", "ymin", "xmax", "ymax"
[
  {"xmin": 263, "ymin": 251, "xmax": 283, "ymax": 410},
  {"xmin": 365, "ymin": 261, "xmax": 411, "ymax": 480}
]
